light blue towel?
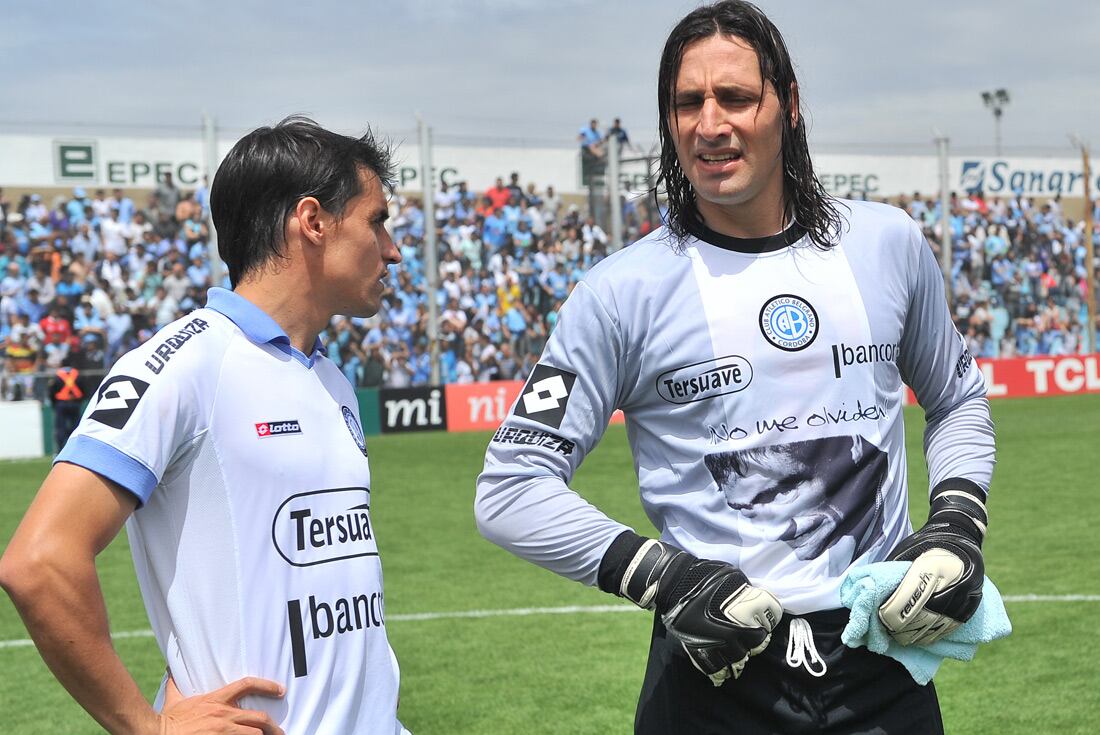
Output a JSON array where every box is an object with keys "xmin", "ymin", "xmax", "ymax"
[{"xmin": 840, "ymin": 561, "xmax": 1012, "ymax": 685}]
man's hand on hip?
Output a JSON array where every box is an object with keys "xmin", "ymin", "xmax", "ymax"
[{"xmin": 158, "ymin": 676, "xmax": 286, "ymax": 735}]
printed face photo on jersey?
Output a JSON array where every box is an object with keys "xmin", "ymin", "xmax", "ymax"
[{"xmin": 704, "ymin": 435, "xmax": 886, "ymax": 564}]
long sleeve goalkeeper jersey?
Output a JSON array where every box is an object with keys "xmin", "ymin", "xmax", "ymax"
[{"xmin": 475, "ymin": 199, "xmax": 995, "ymax": 614}]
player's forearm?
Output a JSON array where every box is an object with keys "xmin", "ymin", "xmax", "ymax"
[
  {"xmin": 0, "ymin": 555, "xmax": 159, "ymax": 735},
  {"xmin": 474, "ymin": 470, "xmax": 629, "ymax": 585},
  {"xmin": 923, "ymin": 395, "xmax": 996, "ymax": 492}
]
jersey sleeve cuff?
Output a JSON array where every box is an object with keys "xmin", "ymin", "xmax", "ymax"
[{"xmin": 55, "ymin": 435, "xmax": 158, "ymax": 507}]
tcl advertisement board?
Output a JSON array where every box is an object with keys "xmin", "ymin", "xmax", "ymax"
[
  {"xmin": 978, "ymin": 354, "xmax": 1100, "ymax": 398},
  {"xmin": 905, "ymin": 354, "xmax": 1100, "ymax": 403}
]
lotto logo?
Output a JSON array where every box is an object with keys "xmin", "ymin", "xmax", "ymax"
[
  {"xmin": 523, "ymin": 376, "xmax": 569, "ymax": 413},
  {"xmin": 88, "ymin": 376, "xmax": 150, "ymax": 429},
  {"xmin": 513, "ymin": 364, "xmax": 577, "ymax": 429},
  {"xmin": 256, "ymin": 420, "xmax": 303, "ymax": 438}
]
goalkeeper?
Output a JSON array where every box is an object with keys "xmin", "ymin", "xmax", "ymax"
[{"xmin": 475, "ymin": 2, "xmax": 994, "ymax": 733}]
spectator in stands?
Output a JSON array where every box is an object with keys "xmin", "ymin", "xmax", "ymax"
[
  {"xmin": 496, "ymin": 341, "xmax": 518, "ymax": 380},
  {"xmin": 1, "ymin": 261, "xmax": 26, "ymax": 319},
  {"xmin": 411, "ymin": 342, "xmax": 431, "ymax": 385},
  {"xmin": 161, "ymin": 261, "xmax": 190, "ymax": 302},
  {"xmin": 154, "ymin": 171, "xmax": 181, "ymax": 220},
  {"xmin": 506, "ymin": 172, "xmax": 525, "ymax": 204},
  {"xmin": 435, "ymin": 181, "xmax": 457, "ymax": 224},
  {"xmin": 578, "ymin": 118, "xmax": 605, "ymax": 160},
  {"xmin": 3, "ymin": 328, "xmax": 39, "ymax": 400},
  {"xmin": 66, "ymin": 188, "xmax": 89, "ymax": 226},
  {"xmin": 113, "ymin": 188, "xmax": 135, "ymax": 224},
  {"xmin": 541, "ymin": 185, "xmax": 562, "ymax": 224},
  {"xmin": 385, "ymin": 343, "xmax": 413, "ymax": 387},
  {"xmin": 148, "ymin": 285, "xmax": 179, "ymax": 329},
  {"xmin": 486, "ymin": 177, "xmax": 511, "ymax": 211},
  {"xmin": 362, "ymin": 343, "xmax": 387, "ymax": 388},
  {"xmin": 606, "ymin": 117, "xmax": 633, "ymax": 152}
]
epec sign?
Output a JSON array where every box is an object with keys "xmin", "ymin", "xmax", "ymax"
[
  {"xmin": 398, "ymin": 165, "xmax": 462, "ymax": 190},
  {"xmin": 53, "ymin": 140, "xmax": 201, "ymax": 186},
  {"xmin": 819, "ymin": 172, "xmax": 880, "ymax": 195}
]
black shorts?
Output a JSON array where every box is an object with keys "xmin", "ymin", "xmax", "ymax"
[{"xmin": 635, "ymin": 608, "xmax": 944, "ymax": 735}]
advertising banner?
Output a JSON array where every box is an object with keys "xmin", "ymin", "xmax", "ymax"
[
  {"xmin": 5, "ymin": 132, "xmax": 1097, "ymax": 199},
  {"xmin": 378, "ymin": 387, "xmax": 448, "ymax": 433},
  {"xmin": 977, "ymin": 354, "xmax": 1100, "ymax": 398},
  {"xmin": 905, "ymin": 354, "xmax": 1100, "ymax": 403},
  {"xmin": 444, "ymin": 380, "xmax": 625, "ymax": 433}
]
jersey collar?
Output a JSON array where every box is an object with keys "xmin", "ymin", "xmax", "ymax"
[
  {"xmin": 686, "ymin": 219, "xmax": 806, "ymax": 253},
  {"xmin": 205, "ymin": 287, "xmax": 326, "ymax": 368}
]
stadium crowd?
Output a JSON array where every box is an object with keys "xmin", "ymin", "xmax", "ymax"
[
  {"xmin": 1, "ymin": 159, "xmax": 1098, "ymax": 401},
  {"xmin": 898, "ymin": 189, "xmax": 1099, "ymax": 359}
]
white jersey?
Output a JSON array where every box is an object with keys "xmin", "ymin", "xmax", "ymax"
[
  {"xmin": 59, "ymin": 288, "xmax": 405, "ymax": 734},
  {"xmin": 476, "ymin": 200, "xmax": 995, "ymax": 614}
]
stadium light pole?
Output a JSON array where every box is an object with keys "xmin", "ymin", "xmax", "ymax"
[
  {"xmin": 981, "ymin": 89, "xmax": 1010, "ymax": 156},
  {"xmin": 201, "ymin": 112, "xmax": 225, "ymax": 288},
  {"xmin": 934, "ymin": 131, "xmax": 953, "ymax": 306},
  {"xmin": 418, "ymin": 115, "xmax": 441, "ymax": 385},
  {"xmin": 607, "ymin": 135, "xmax": 623, "ymax": 252},
  {"xmin": 1071, "ymin": 136, "xmax": 1096, "ymax": 353}
]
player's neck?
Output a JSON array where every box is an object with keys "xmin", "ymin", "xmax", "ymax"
[
  {"xmin": 696, "ymin": 196, "xmax": 787, "ymax": 240},
  {"xmin": 234, "ymin": 275, "xmax": 324, "ymax": 355}
]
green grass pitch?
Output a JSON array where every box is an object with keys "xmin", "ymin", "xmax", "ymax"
[{"xmin": 1, "ymin": 395, "xmax": 1098, "ymax": 733}]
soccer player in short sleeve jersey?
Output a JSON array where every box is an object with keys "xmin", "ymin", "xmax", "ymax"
[
  {"xmin": 1, "ymin": 118, "xmax": 410, "ymax": 735},
  {"xmin": 476, "ymin": 3, "xmax": 994, "ymax": 733}
]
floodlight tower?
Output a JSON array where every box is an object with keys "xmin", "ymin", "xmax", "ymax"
[{"xmin": 981, "ymin": 89, "xmax": 1010, "ymax": 156}]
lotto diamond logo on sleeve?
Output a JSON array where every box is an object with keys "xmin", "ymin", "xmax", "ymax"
[
  {"xmin": 513, "ymin": 364, "xmax": 577, "ymax": 429},
  {"xmin": 88, "ymin": 376, "xmax": 150, "ymax": 429}
]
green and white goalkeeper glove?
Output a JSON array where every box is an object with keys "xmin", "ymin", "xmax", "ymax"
[{"xmin": 879, "ymin": 478, "xmax": 988, "ymax": 646}]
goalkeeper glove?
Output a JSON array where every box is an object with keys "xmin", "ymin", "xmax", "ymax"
[
  {"xmin": 879, "ymin": 478, "xmax": 988, "ymax": 646},
  {"xmin": 598, "ymin": 531, "xmax": 782, "ymax": 686}
]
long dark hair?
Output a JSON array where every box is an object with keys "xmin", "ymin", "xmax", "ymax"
[{"xmin": 655, "ymin": 1, "xmax": 844, "ymax": 248}]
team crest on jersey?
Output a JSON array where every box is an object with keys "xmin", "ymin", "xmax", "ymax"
[
  {"xmin": 759, "ymin": 294, "xmax": 819, "ymax": 352},
  {"xmin": 513, "ymin": 364, "xmax": 577, "ymax": 429},
  {"xmin": 88, "ymin": 376, "xmax": 150, "ymax": 429},
  {"xmin": 341, "ymin": 405, "xmax": 368, "ymax": 457}
]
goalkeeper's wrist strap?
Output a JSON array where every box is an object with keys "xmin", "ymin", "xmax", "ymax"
[
  {"xmin": 597, "ymin": 531, "xmax": 691, "ymax": 610},
  {"xmin": 929, "ymin": 478, "xmax": 988, "ymax": 546}
]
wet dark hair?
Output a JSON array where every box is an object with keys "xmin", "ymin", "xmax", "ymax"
[
  {"xmin": 655, "ymin": 0, "xmax": 844, "ymax": 248},
  {"xmin": 211, "ymin": 115, "xmax": 395, "ymax": 286}
]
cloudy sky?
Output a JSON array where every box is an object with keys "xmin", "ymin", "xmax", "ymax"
[{"xmin": 4, "ymin": 0, "xmax": 1097, "ymax": 156}]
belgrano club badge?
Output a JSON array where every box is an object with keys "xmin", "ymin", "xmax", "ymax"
[{"xmin": 342, "ymin": 406, "xmax": 368, "ymax": 457}]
